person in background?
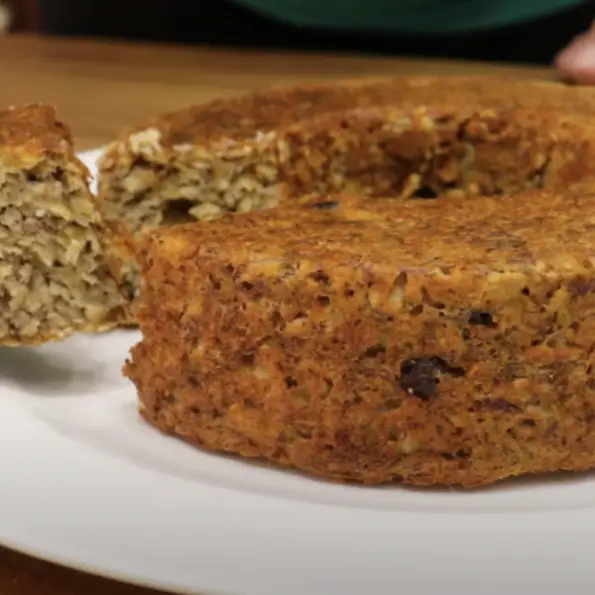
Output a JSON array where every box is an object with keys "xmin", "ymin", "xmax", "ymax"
[{"xmin": 36, "ymin": 0, "xmax": 595, "ymax": 83}]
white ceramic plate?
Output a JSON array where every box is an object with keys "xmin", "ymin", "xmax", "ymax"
[{"xmin": 1, "ymin": 149, "xmax": 595, "ymax": 595}]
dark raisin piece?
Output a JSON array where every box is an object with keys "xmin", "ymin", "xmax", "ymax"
[
  {"xmin": 311, "ymin": 200, "xmax": 339, "ymax": 210},
  {"xmin": 468, "ymin": 310, "xmax": 496, "ymax": 327},
  {"xmin": 412, "ymin": 186, "xmax": 438, "ymax": 199},
  {"xmin": 429, "ymin": 356, "xmax": 465, "ymax": 378},
  {"xmin": 285, "ymin": 376, "xmax": 298, "ymax": 389},
  {"xmin": 399, "ymin": 358, "xmax": 440, "ymax": 399},
  {"xmin": 400, "ymin": 374, "xmax": 438, "ymax": 399},
  {"xmin": 399, "ymin": 356, "xmax": 465, "ymax": 400},
  {"xmin": 361, "ymin": 344, "xmax": 386, "ymax": 358}
]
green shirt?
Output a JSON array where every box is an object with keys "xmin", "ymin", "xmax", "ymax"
[{"xmin": 232, "ymin": 0, "xmax": 587, "ymax": 34}]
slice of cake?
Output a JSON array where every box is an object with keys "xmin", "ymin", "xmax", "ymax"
[
  {"xmin": 125, "ymin": 191, "xmax": 595, "ymax": 488},
  {"xmin": 0, "ymin": 104, "xmax": 125, "ymax": 345},
  {"xmin": 97, "ymin": 77, "xmax": 595, "ymax": 311}
]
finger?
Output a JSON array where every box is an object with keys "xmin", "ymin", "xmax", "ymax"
[{"xmin": 556, "ymin": 29, "xmax": 595, "ymax": 84}]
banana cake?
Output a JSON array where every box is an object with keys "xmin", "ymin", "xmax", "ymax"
[
  {"xmin": 126, "ymin": 191, "xmax": 595, "ymax": 488},
  {"xmin": 97, "ymin": 76, "xmax": 595, "ymax": 312},
  {"xmin": 0, "ymin": 104, "xmax": 125, "ymax": 345}
]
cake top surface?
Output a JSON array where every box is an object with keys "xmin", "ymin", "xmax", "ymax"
[
  {"xmin": 140, "ymin": 192, "xmax": 595, "ymax": 278},
  {"xmin": 112, "ymin": 76, "xmax": 595, "ymax": 151},
  {"xmin": 0, "ymin": 104, "xmax": 78, "ymax": 168}
]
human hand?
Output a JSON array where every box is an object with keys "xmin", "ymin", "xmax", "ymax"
[{"xmin": 556, "ymin": 21, "xmax": 595, "ymax": 84}]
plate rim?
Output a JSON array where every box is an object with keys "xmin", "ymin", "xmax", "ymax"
[{"xmin": 3, "ymin": 389, "xmax": 595, "ymax": 595}]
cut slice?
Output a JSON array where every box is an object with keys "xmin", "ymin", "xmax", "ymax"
[{"xmin": 0, "ymin": 104, "xmax": 125, "ymax": 345}]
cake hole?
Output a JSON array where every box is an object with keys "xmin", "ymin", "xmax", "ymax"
[
  {"xmin": 285, "ymin": 376, "xmax": 298, "ymax": 389},
  {"xmin": 239, "ymin": 351, "xmax": 256, "ymax": 366},
  {"xmin": 468, "ymin": 310, "xmax": 497, "ymax": 327},
  {"xmin": 361, "ymin": 344, "xmax": 386, "ymax": 358},
  {"xmin": 410, "ymin": 304, "xmax": 424, "ymax": 317},
  {"xmin": 421, "ymin": 287, "xmax": 445, "ymax": 309},
  {"xmin": 441, "ymin": 449, "xmax": 471, "ymax": 461},
  {"xmin": 310, "ymin": 200, "xmax": 339, "ymax": 210},
  {"xmin": 383, "ymin": 398, "xmax": 400, "ymax": 410},
  {"xmin": 412, "ymin": 186, "xmax": 438, "ymax": 199},
  {"xmin": 311, "ymin": 271, "xmax": 331, "ymax": 285},
  {"xmin": 162, "ymin": 199, "xmax": 195, "ymax": 225},
  {"xmin": 208, "ymin": 274, "xmax": 221, "ymax": 290}
]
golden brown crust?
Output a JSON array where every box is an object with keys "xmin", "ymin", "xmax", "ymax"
[
  {"xmin": 0, "ymin": 104, "xmax": 70, "ymax": 150},
  {"xmin": 0, "ymin": 104, "xmax": 87, "ymax": 170},
  {"xmin": 105, "ymin": 76, "xmax": 595, "ymax": 150},
  {"xmin": 126, "ymin": 191, "xmax": 595, "ymax": 487},
  {"xmin": 133, "ymin": 192, "xmax": 595, "ymax": 273}
]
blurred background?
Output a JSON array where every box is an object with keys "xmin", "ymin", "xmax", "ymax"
[{"xmin": 2, "ymin": 0, "xmax": 594, "ymax": 67}]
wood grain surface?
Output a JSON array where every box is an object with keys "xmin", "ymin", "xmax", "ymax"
[{"xmin": 0, "ymin": 33, "xmax": 557, "ymax": 595}]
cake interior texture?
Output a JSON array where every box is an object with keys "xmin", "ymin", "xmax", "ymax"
[
  {"xmin": 125, "ymin": 192, "xmax": 595, "ymax": 487},
  {"xmin": 104, "ymin": 106, "xmax": 583, "ymax": 226},
  {"xmin": 0, "ymin": 105, "xmax": 125, "ymax": 345}
]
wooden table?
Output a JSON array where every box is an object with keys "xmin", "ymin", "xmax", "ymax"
[{"xmin": 0, "ymin": 33, "xmax": 557, "ymax": 595}]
